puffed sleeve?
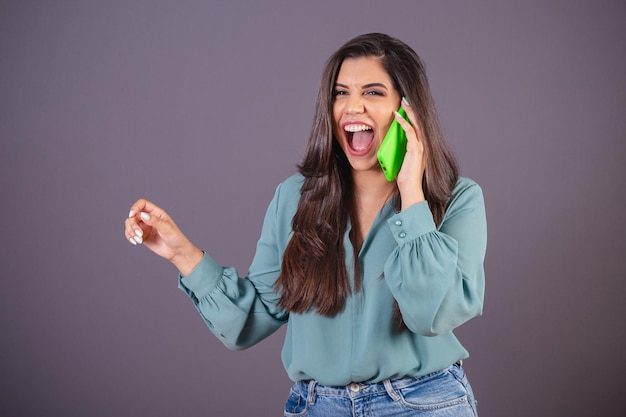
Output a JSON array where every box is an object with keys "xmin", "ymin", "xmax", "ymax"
[
  {"xmin": 383, "ymin": 178, "xmax": 487, "ymax": 336},
  {"xmin": 177, "ymin": 181, "xmax": 291, "ymax": 350}
]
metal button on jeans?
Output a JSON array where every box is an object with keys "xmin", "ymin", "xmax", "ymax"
[{"xmin": 349, "ymin": 383, "xmax": 360, "ymax": 392}]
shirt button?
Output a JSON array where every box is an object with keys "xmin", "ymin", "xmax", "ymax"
[
  {"xmin": 349, "ymin": 383, "xmax": 360, "ymax": 392},
  {"xmin": 395, "ymin": 220, "xmax": 402, "ymax": 226},
  {"xmin": 399, "ymin": 232, "xmax": 407, "ymax": 238}
]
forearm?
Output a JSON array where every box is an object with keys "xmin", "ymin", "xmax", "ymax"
[
  {"xmin": 385, "ymin": 233, "xmax": 485, "ymax": 335},
  {"xmin": 385, "ymin": 181, "xmax": 487, "ymax": 335},
  {"xmin": 179, "ymin": 253, "xmax": 287, "ymax": 349}
]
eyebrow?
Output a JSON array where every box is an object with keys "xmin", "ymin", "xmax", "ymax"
[{"xmin": 334, "ymin": 82, "xmax": 389, "ymax": 90}]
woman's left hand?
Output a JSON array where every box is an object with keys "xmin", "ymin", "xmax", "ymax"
[{"xmin": 394, "ymin": 98, "xmax": 426, "ymax": 210}]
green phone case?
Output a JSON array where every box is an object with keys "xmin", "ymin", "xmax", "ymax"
[{"xmin": 377, "ymin": 107, "xmax": 409, "ymax": 182}]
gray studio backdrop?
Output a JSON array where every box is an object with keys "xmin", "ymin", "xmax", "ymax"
[{"xmin": 1, "ymin": 1, "xmax": 625, "ymax": 416}]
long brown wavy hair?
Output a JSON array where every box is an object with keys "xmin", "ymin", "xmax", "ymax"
[{"xmin": 275, "ymin": 33, "xmax": 459, "ymax": 329}]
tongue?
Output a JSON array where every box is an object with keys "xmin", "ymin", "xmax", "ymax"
[{"xmin": 351, "ymin": 130, "xmax": 374, "ymax": 151}]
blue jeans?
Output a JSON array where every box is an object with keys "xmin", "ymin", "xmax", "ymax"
[{"xmin": 283, "ymin": 363, "xmax": 478, "ymax": 417}]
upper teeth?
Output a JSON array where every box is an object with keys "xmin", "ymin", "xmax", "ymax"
[{"xmin": 344, "ymin": 124, "xmax": 372, "ymax": 132}]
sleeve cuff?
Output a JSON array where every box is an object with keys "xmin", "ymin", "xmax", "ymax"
[
  {"xmin": 387, "ymin": 201, "xmax": 436, "ymax": 244},
  {"xmin": 178, "ymin": 252, "xmax": 224, "ymax": 300}
]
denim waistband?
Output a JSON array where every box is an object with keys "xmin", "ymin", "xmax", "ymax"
[{"xmin": 294, "ymin": 363, "xmax": 460, "ymax": 401}]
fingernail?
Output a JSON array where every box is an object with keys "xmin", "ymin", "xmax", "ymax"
[
  {"xmin": 394, "ymin": 111, "xmax": 403, "ymax": 118},
  {"xmin": 134, "ymin": 229, "xmax": 143, "ymax": 237},
  {"xmin": 128, "ymin": 209, "xmax": 134, "ymax": 218},
  {"xmin": 402, "ymin": 96, "xmax": 410, "ymax": 106},
  {"xmin": 133, "ymin": 236, "xmax": 143, "ymax": 244},
  {"xmin": 140, "ymin": 212, "xmax": 150, "ymax": 221},
  {"xmin": 129, "ymin": 238, "xmax": 137, "ymax": 246}
]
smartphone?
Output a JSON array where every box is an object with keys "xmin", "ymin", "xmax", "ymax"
[{"xmin": 377, "ymin": 107, "xmax": 409, "ymax": 182}]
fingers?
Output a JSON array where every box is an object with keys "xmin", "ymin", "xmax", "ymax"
[
  {"xmin": 124, "ymin": 199, "xmax": 165, "ymax": 246},
  {"xmin": 394, "ymin": 97, "xmax": 427, "ymax": 208},
  {"xmin": 127, "ymin": 226, "xmax": 143, "ymax": 246},
  {"xmin": 396, "ymin": 97, "xmax": 424, "ymax": 145},
  {"xmin": 125, "ymin": 212, "xmax": 147, "ymax": 246},
  {"xmin": 128, "ymin": 198, "xmax": 165, "ymax": 219}
]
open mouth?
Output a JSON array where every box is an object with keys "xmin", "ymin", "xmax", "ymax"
[{"xmin": 344, "ymin": 124, "xmax": 375, "ymax": 156}]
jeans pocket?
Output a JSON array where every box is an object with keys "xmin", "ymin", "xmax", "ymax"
[
  {"xmin": 448, "ymin": 364, "xmax": 479, "ymax": 416},
  {"xmin": 283, "ymin": 387, "xmax": 309, "ymax": 417},
  {"xmin": 396, "ymin": 371, "xmax": 473, "ymax": 414}
]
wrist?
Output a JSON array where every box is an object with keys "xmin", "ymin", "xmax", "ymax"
[
  {"xmin": 171, "ymin": 245, "xmax": 204, "ymax": 276},
  {"xmin": 399, "ymin": 187, "xmax": 425, "ymax": 211}
]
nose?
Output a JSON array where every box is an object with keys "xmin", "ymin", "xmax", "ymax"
[{"xmin": 345, "ymin": 95, "xmax": 365, "ymax": 114}]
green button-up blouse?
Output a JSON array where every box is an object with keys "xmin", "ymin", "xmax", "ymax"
[{"xmin": 178, "ymin": 174, "xmax": 487, "ymax": 386}]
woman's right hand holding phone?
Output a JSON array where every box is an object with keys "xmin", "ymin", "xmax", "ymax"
[
  {"xmin": 124, "ymin": 199, "xmax": 203, "ymax": 276},
  {"xmin": 394, "ymin": 98, "xmax": 427, "ymax": 211}
]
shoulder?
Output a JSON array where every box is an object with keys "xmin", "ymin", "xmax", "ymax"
[
  {"xmin": 266, "ymin": 173, "xmax": 303, "ymax": 215},
  {"xmin": 277, "ymin": 173, "xmax": 305, "ymax": 193},
  {"xmin": 452, "ymin": 176, "xmax": 482, "ymax": 197},
  {"xmin": 445, "ymin": 176, "xmax": 485, "ymax": 214},
  {"xmin": 273, "ymin": 173, "xmax": 304, "ymax": 201}
]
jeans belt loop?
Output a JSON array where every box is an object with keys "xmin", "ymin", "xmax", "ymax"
[
  {"xmin": 307, "ymin": 380, "xmax": 317, "ymax": 405},
  {"xmin": 383, "ymin": 379, "xmax": 401, "ymax": 401}
]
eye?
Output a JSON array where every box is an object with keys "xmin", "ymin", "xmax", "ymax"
[
  {"xmin": 334, "ymin": 90, "xmax": 348, "ymax": 97},
  {"xmin": 364, "ymin": 90, "xmax": 384, "ymax": 96}
]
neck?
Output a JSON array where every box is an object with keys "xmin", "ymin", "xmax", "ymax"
[{"xmin": 352, "ymin": 169, "xmax": 396, "ymax": 201}]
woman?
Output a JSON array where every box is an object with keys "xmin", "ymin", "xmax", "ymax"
[{"xmin": 124, "ymin": 33, "xmax": 486, "ymax": 416}]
